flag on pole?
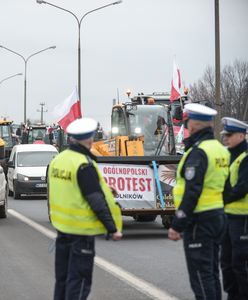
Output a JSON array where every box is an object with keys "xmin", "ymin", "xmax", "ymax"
[
  {"xmin": 174, "ymin": 124, "xmax": 187, "ymax": 154},
  {"xmin": 53, "ymin": 87, "xmax": 82, "ymax": 131},
  {"xmin": 170, "ymin": 60, "xmax": 181, "ymax": 102},
  {"xmin": 175, "ymin": 124, "xmax": 184, "ymax": 144}
]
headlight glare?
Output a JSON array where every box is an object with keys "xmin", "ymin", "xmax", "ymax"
[{"xmin": 17, "ymin": 174, "xmax": 29, "ymax": 181}]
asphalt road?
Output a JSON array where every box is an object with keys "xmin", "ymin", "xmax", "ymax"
[{"xmin": 0, "ymin": 196, "xmax": 228, "ymax": 300}]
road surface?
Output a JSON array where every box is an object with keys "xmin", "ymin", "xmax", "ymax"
[{"xmin": 0, "ymin": 196, "xmax": 228, "ymax": 300}]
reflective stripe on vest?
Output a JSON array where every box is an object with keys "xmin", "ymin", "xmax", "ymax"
[
  {"xmin": 48, "ymin": 149, "xmax": 122, "ymax": 235},
  {"xmin": 173, "ymin": 140, "xmax": 230, "ymax": 213},
  {"xmin": 225, "ymin": 151, "xmax": 248, "ymax": 215}
]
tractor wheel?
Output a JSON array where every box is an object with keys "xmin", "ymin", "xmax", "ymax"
[
  {"xmin": 8, "ymin": 189, "xmax": 13, "ymax": 196},
  {"xmin": 161, "ymin": 215, "xmax": 173, "ymax": 229},
  {"xmin": 13, "ymin": 187, "xmax": 21, "ymax": 200}
]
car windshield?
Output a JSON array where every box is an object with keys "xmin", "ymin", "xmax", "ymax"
[
  {"xmin": 17, "ymin": 151, "xmax": 57, "ymax": 167},
  {"xmin": 128, "ymin": 105, "xmax": 169, "ymax": 155}
]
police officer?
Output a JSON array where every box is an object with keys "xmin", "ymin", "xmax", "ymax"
[
  {"xmin": 168, "ymin": 103, "xmax": 230, "ymax": 300},
  {"xmin": 220, "ymin": 117, "xmax": 248, "ymax": 300},
  {"xmin": 47, "ymin": 118, "xmax": 123, "ymax": 300}
]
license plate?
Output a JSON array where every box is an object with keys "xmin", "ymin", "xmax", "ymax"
[{"xmin": 35, "ymin": 183, "xmax": 47, "ymax": 188}]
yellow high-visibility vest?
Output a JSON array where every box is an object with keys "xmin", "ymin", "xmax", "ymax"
[
  {"xmin": 225, "ymin": 151, "xmax": 248, "ymax": 215},
  {"xmin": 48, "ymin": 149, "xmax": 122, "ymax": 235},
  {"xmin": 173, "ymin": 140, "xmax": 230, "ymax": 213}
]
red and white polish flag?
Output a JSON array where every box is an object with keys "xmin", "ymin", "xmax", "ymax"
[
  {"xmin": 53, "ymin": 87, "xmax": 82, "ymax": 131},
  {"xmin": 170, "ymin": 60, "xmax": 181, "ymax": 102}
]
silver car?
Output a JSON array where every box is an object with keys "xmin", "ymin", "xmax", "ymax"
[{"xmin": 0, "ymin": 165, "xmax": 8, "ymax": 218}]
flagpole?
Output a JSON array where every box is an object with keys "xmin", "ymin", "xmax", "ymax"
[{"xmin": 179, "ymin": 96, "xmax": 183, "ymax": 110}]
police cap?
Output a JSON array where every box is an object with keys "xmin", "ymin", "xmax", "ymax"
[
  {"xmin": 221, "ymin": 117, "xmax": 248, "ymax": 134},
  {"xmin": 184, "ymin": 103, "xmax": 217, "ymax": 121},
  {"xmin": 67, "ymin": 118, "xmax": 97, "ymax": 140}
]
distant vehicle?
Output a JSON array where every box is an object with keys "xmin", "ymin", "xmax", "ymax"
[
  {"xmin": 0, "ymin": 118, "xmax": 15, "ymax": 173},
  {"xmin": 0, "ymin": 165, "xmax": 8, "ymax": 218},
  {"xmin": 26, "ymin": 124, "xmax": 48, "ymax": 144},
  {"xmin": 7, "ymin": 144, "xmax": 58, "ymax": 199},
  {"xmin": 91, "ymin": 93, "xmax": 182, "ymax": 227},
  {"xmin": 25, "ymin": 124, "xmax": 68, "ymax": 152},
  {"xmin": 130, "ymin": 92, "xmax": 189, "ymax": 155}
]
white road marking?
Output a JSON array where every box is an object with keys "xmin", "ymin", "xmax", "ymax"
[{"xmin": 8, "ymin": 208, "xmax": 179, "ymax": 300}]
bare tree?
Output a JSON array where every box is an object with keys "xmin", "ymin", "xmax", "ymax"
[{"xmin": 190, "ymin": 60, "xmax": 248, "ymax": 121}]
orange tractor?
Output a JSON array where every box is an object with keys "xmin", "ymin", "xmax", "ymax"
[{"xmin": 92, "ymin": 94, "xmax": 184, "ymax": 227}]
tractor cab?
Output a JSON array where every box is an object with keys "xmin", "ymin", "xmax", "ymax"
[
  {"xmin": 132, "ymin": 92, "xmax": 187, "ymax": 125},
  {"xmin": 131, "ymin": 92, "xmax": 189, "ymax": 154},
  {"xmin": 26, "ymin": 124, "xmax": 48, "ymax": 144},
  {"xmin": 0, "ymin": 119, "xmax": 15, "ymax": 173},
  {"xmin": 0, "ymin": 119, "xmax": 15, "ymax": 158},
  {"xmin": 111, "ymin": 99, "xmax": 175, "ymax": 156}
]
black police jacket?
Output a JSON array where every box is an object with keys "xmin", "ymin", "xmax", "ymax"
[
  {"xmin": 171, "ymin": 127, "xmax": 224, "ymax": 233},
  {"xmin": 223, "ymin": 139, "xmax": 248, "ymax": 205}
]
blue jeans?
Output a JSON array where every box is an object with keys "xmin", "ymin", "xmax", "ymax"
[
  {"xmin": 54, "ymin": 232, "xmax": 95, "ymax": 300},
  {"xmin": 183, "ymin": 212, "xmax": 226, "ymax": 300},
  {"xmin": 221, "ymin": 215, "xmax": 248, "ymax": 300}
]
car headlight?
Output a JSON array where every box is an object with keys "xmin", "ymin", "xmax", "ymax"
[
  {"xmin": 134, "ymin": 127, "xmax": 142, "ymax": 134},
  {"xmin": 17, "ymin": 174, "xmax": 29, "ymax": 181},
  {"xmin": 111, "ymin": 127, "xmax": 119, "ymax": 134}
]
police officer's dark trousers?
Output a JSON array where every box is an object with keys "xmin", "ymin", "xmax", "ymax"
[
  {"xmin": 183, "ymin": 211, "xmax": 226, "ymax": 300},
  {"xmin": 221, "ymin": 215, "xmax": 248, "ymax": 300},
  {"xmin": 54, "ymin": 231, "xmax": 95, "ymax": 300}
]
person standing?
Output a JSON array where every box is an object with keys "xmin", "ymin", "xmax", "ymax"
[
  {"xmin": 220, "ymin": 117, "xmax": 248, "ymax": 300},
  {"xmin": 47, "ymin": 117, "xmax": 123, "ymax": 300},
  {"xmin": 16, "ymin": 126, "xmax": 21, "ymax": 138},
  {"xmin": 33, "ymin": 131, "xmax": 45, "ymax": 144},
  {"xmin": 168, "ymin": 103, "xmax": 230, "ymax": 300},
  {"xmin": 48, "ymin": 126, "xmax": 54, "ymax": 144},
  {"xmin": 21, "ymin": 124, "xmax": 28, "ymax": 144}
]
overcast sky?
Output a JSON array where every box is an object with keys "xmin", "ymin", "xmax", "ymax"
[{"xmin": 1, "ymin": 0, "xmax": 248, "ymax": 130}]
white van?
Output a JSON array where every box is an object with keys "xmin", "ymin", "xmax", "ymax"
[{"xmin": 7, "ymin": 144, "xmax": 58, "ymax": 199}]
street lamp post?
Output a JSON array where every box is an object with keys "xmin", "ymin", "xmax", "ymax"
[
  {"xmin": 0, "ymin": 73, "xmax": 22, "ymax": 85},
  {"xmin": 0, "ymin": 45, "xmax": 56, "ymax": 124},
  {"xmin": 36, "ymin": 0, "xmax": 122, "ymax": 104},
  {"xmin": 215, "ymin": 0, "xmax": 221, "ymax": 140}
]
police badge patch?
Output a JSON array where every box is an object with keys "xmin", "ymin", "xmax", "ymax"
[{"xmin": 185, "ymin": 167, "xmax": 196, "ymax": 180}]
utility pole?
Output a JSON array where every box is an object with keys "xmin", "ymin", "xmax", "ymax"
[
  {"xmin": 37, "ymin": 102, "xmax": 48, "ymax": 124},
  {"xmin": 215, "ymin": 0, "xmax": 221, "ymax": 140}
]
